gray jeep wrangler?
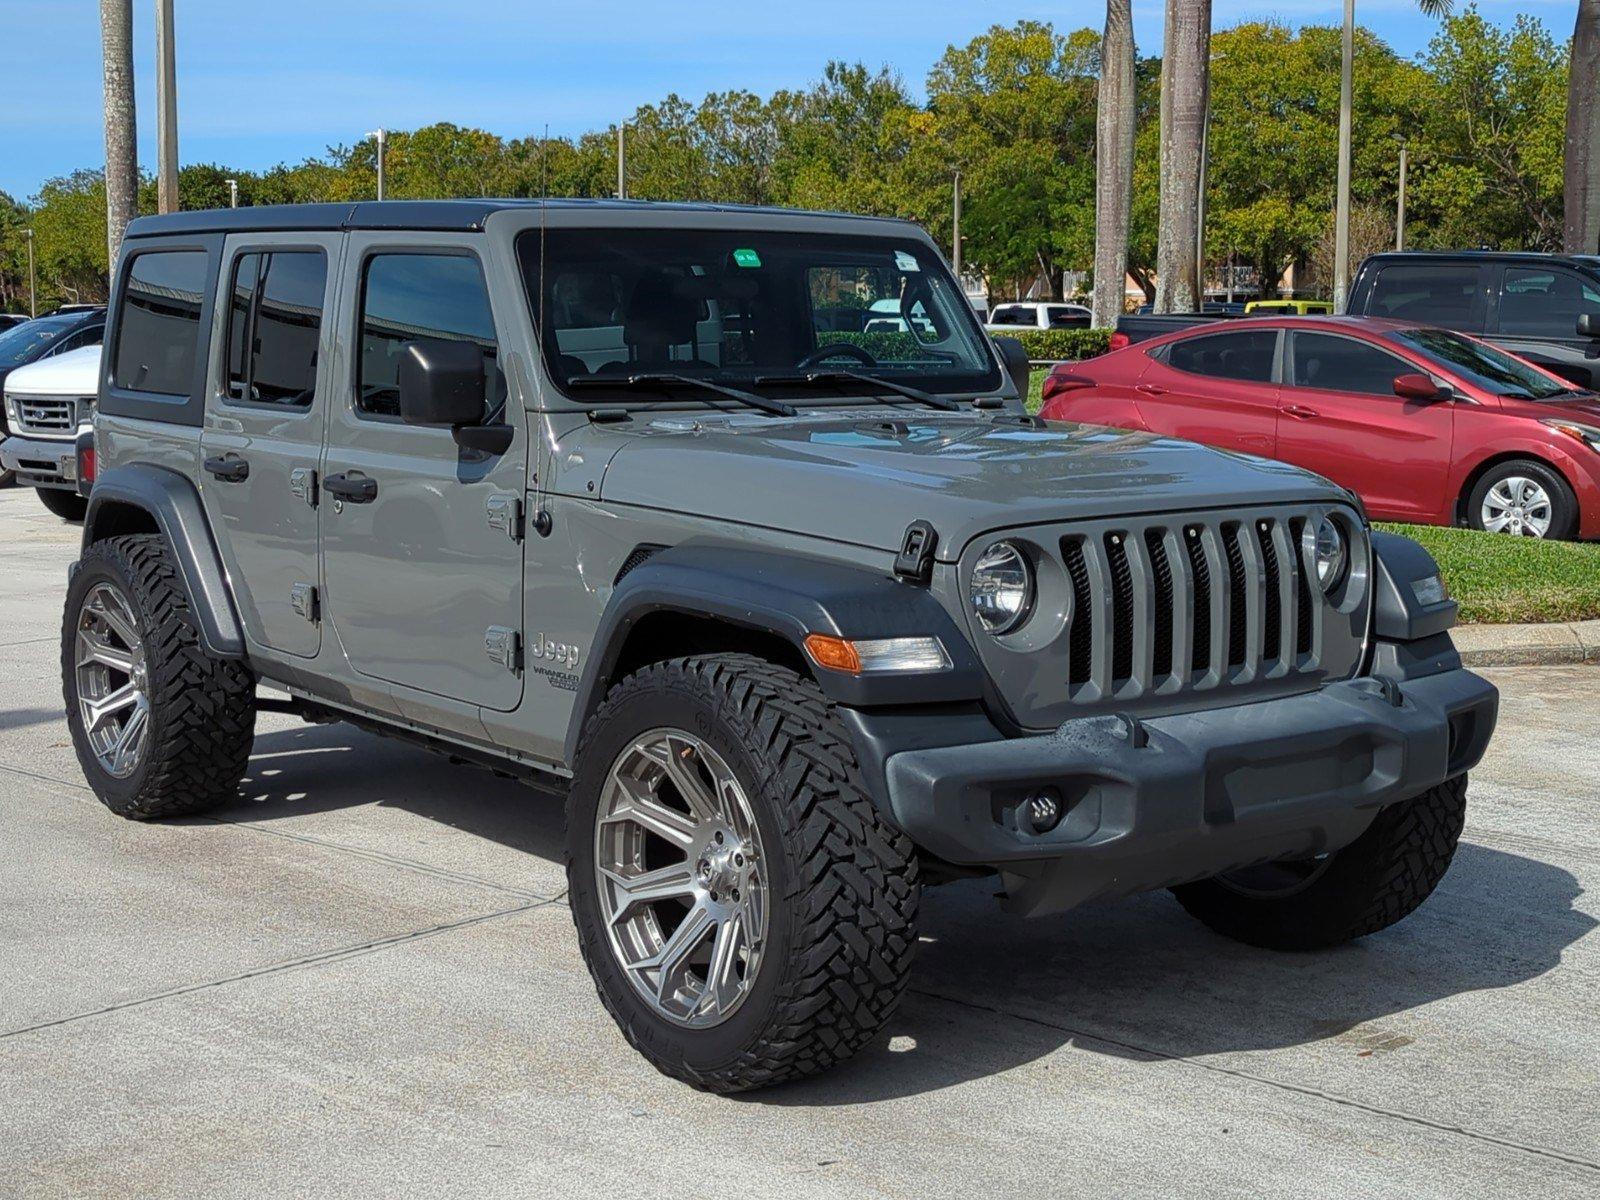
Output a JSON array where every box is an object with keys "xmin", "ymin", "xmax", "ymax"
[{"xmin": 64, "ymin": 200, "xmax": 1498, "ymax": 1092}]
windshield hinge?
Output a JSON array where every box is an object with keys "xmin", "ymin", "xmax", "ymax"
[{"xmin": 894, "ymin": 520, "xmax": 938, "ymax": 584}]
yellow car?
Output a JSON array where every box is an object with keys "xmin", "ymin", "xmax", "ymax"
[{"xmin": 1245, "ymin": 299, "xmax": 1333, "ymax": 315}]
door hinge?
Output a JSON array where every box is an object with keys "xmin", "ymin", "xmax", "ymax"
[
  {"xmin": 289, "ymin": 467, "xmax": 318, "ymax": 509},
  {"xmin": 290, "ymin": 583, "xmax": 319, "ymax": 623},
  {"xmin": 486, "ymin": 494, "xmax": 523, "ymax": 543},
  {"xmin": 484, "ymin": 626, "xmax": 521, "ymax": 673}
]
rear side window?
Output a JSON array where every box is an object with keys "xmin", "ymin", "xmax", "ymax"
[
  {"xmin": 357, "ymin": 253, "xmax": 497, "ymax": 419},
  {"xmin": 112, "ymin": 250, "xmax": 208, "ymax": 395},
  {"xmin": 1367, "ymin": 264, "xmax": 1480, "ymax": 325},
  {"xmin": 1290, "ymin": 332, "xmax": 1409, "ymax": 396},
  {"xmin": 988, "ymin": 305, "xmax": 1033, "ymax": 327},
  {"xmin": 225, "ymin": 250, "xmax": 327, "ymax": 407},
  {"xmin": 1164, "ymin": 330, "xmax": 1278, "ymax": 383},
  {"xmin": 1498, "ymin": 267, "xmax": 1600, "ymax": 338}
]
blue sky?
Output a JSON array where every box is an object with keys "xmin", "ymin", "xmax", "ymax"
[{"xmin": 0, "ymin": 0, "xmax": 1575, "ymax": 202}]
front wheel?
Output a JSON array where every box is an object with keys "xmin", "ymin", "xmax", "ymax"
[
  {"xmin": 1466, "ymin": 459, "xmax": 1576, "ymax": 539},
  {"xmin": 1172, "ymin": 775, "xmax": 1467, "ymax": 950},
  {"xmin": 566, "ymin": 654, "xmax": 920, "ymax": 1092},
  {"xmin": 37, "ymin": 487, "xmax": 88, "ymax": 523}
]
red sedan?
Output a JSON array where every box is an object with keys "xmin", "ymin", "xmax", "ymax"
[{"xmin": 1040, "ymin": 316, "xmax": 1600, "ymax": 539}]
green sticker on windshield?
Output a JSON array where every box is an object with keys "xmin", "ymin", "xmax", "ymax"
[{"xmin": 733, "ymin": 248, "xmax": 762, "ymax": 268}]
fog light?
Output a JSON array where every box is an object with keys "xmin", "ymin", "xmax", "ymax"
[{"xmin": 1021, "ymin": 787, "xmax": 1064, "ymax": 835}]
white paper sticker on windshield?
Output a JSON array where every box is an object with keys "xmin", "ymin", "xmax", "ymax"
[{"xmin": 895, "ymin": 250, "xmax": 920, "ymax": 272}]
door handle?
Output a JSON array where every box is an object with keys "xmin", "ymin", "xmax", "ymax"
[
  {"xmin": 1281, "ymin": 404, "xmax": 1320, "ymax": 420},
  {"xmin": 324, "ymin": 472, "xmax": 378, "ymax": 503},
  {"xmin": 1135, "ymin": 383, "xmax": 1168, "ymax": 396},
  {"xmin": 204, "ymin": 454, "xmax": 250, "ymax": 483}
]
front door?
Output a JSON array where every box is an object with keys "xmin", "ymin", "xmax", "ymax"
[
  {"xmin": 199, "ymin": 235, "xmax": 339, "ymax": 659},
  {"xmin": 1274, "ymin": 330, "xmax": 1454, "ymax": 522},
  {"xmin": 1136, "ymin": 328, "xmax": 1282, "ymax": 457},
  {"xmin": 1491, "ymin": 265, "xmax": 1600, "ymax": 389},
  {"xmin": 319, "ymin": 236, "xmax": 527, "ymax": 712}
]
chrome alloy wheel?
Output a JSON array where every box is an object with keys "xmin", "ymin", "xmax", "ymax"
[
  {"xmin": 1481, "ymin": 475, "xmax": 1553, "ymax": 537},
  {"xmin": 73, "ymin": 582, "xmax": 151, "ymax": 779},
  {"xmin": 594, "ymin": 729, "xmax": 768, "ymax": 1028}
]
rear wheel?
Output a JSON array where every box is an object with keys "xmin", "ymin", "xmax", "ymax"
[
  {"xmin": 566, "ymin": 654, "xmax": 919, "ymax": 1092},
  {"xmin": 1466, "ymin": 459, "xmax": 1576, "ymax": 539},
  {"xmin": 37, "ymin": 487, "xmax": 87, "ymax": 523},
  {"xmin": 1172, "ymin": 776, "xmax": 1467, "ymax": 950},
  {"xmin": 63, "ymin": 534, "xmax": 256, "ymax": 820}
]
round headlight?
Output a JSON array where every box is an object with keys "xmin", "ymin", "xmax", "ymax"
[
  {"xmin": 970, "ymin": 540, "xmax": 1034, "ymax": 634},
  {"xmin": 1304, "ymin": 515, "xmax": 1349, "ymax": 593}
]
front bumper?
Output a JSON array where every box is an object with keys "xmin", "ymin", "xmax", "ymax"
[
  {"xmin": 1, "ymin": 432, "xmax": 81, "ymax": 490},
  {"xmin": 884, "ymin": 667, "xmax": 1498, "ymax": 916}
]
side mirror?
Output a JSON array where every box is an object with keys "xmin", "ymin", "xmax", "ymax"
[
  {"xmin": 992, "ymin": 336, "xmax": 1031, "ymax": 410},
  {"xmin": 398, "ymin": 339, "xmax": 487, "ymax": 428},
  {"xmin": 1393, "ymin": 372, "xmax": 1449, "ymax": 402},
  {"xmin": 1578, "ymin": 313, "xmax": 1600, "ymax": 339}
]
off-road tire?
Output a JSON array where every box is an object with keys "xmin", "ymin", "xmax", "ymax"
[
  {"xmin": 63, "ymin": 534, "xmax": 256, "ymax": 820},
  {"xmin": 1465, "ymin": 458, "xmax": 1577, "ymax": 540},
  {"xmin": 1172, "ymin": 775, "xmax": 1468, "ymax": 951},
  {"xmin": 37, "ymin": 487, "xmax": 88, "ymax": 523},
  {"xmin": 566, "ymin": 654, "xmax": 920, "ymax": 1092}
]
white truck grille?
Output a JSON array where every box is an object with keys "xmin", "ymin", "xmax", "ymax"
[{"xmin": 9, "ymin": 394, "xmax": 82, "ymax": 437}]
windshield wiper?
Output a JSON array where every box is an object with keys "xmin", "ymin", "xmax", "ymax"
[
  {"xmin": 753, "ymin": 370, "xmax": 961, "ymax": 411},
  {"xmin": 567, "ymin": 373, "xmax": 796, "ymax": 417}
]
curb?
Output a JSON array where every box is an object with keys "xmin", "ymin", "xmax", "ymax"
[{"xmin": 1453, "ymin": 619, "xmax": 1600, "ymax": 668}]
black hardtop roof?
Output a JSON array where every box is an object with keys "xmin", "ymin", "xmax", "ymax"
[
  {"xmin": 1362, "ymin": 249, "xmax": 1600, "ymax": 270},
  {"xmin": 123, "ymin": 198, "xmax": 906, "ymax": 239}
]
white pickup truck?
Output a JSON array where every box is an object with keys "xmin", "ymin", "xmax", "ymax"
[{"xmin": 1, "ymin": 344, "xmax": 99, "ymax": 521}]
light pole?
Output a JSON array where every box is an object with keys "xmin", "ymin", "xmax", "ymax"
[
  {"xmin": 23, "ymin": 228, "xmax": 36, "ymax": 318},
  {"xmin": 1333, "ymin": 0, "xmax": 1355, "ymax": 312},
  {"xmin": 226, "ymin": 178, "xmax": 238, "ymax": 209},
  {"xmin": 952, "ymin": 171, "xmax": 962, "ymax": 279},
  {"xmin": 155, "ymin": 0, "xmax": 179, "ymax": 214},
  {"xmin": 616, "ymin": 122, "xmax": 627, "ymax": 200},
  {"xmin": 370, "ymin": 129, "xmax": 387, "ymax": 200},
  {"xmin": 1395, "ymin": 139, "xmax": 1409, "ymax": 251}
]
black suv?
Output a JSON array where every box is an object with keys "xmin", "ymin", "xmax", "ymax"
[{"xmin": 1348, "ymin": 251, "xmax": 1600, "ymax": 388}]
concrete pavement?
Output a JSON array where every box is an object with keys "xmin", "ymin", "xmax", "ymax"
[{"xmin": 1, "ymin": 486, "xmax": 1596, "ymax": 1198}]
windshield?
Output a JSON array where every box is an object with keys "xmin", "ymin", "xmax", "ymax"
[
  {"xmin": 1389, "ymin": 328, "xmax": 1581, "ymax": 401},
  {"xmin": 0, "ymin": 314, "xmax": 80, "ymax": 370},
  {"xmin": 518, "ymin": 228, "xmax": 1000, "ymax": 401}
]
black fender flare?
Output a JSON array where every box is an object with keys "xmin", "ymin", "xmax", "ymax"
[
  {"xmin": 562, "ymin": 542, "xmax": 986, "ymax": 764},
  {"xmin": 1370, "ymin": 530, "xmax": 1457, "ymax": 643},
  {"xmin": 81, "ymin": 464, "xmax": 247, "ymax": 659}
]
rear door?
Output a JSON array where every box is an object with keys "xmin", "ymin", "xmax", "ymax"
[
  {"xmin": 199, "ymin": 235, "xmax": 337, "ymax": 659},
  {"xmin": 1490, "ymin": 264, "xmax": 1600, "ymax": 388},
  {"xmin": 318, "ymin": 234, "xmax": 527, "ymax": 712},
  {"xmin": 1134, "ymin": 328, "xmax": 1282, "ymax": 457},
  {"xmin": 1274, "ymin": 330, "xmax": 1453, "ymax": 521}
]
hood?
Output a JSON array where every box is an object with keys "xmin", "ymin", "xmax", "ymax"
[
  {"xmin": 597, "ymin": 409, "xmax": 1350, "ymax": 558},
  {"xmin": 2, "ymin": 345, "xmax": 102, "ymax": 397},
  {"xmin": 1508, "ymin": 392, "xmax": 1600, "ymax": 426}
]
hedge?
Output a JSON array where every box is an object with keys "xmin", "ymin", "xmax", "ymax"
[{"xmin": 817, "ymin": 327, "xmax": 1113, "ymax": 363}]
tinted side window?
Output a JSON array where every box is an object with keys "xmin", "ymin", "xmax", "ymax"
[
  {"xmin": 357, "ymin": 254, "xmax": 497, "ymax": 418},
  {"xmin": 989, "ymin": 306, "xmax": 1032, "ymax": 327},
  {"xmin": 1165, "ymin": 330, "xmax": 1278, "ymax": 383},
  {"xmin": 113, "ymin": 250, "xmax": 208, "ymax": 395},
  {"xmin": 1367, "ymin": 264, "xmax": 1480, "ymax": 325},
  {"xmin": 1498, "ymin": 268, "xmax": 1600, "ymax": 338},
  {"xmin": 225, "ymin": 250, "xmax": 327, "ymax": 407},
  {"xmin": 1290, "ymin": 332, "xmax": 1409, "ymax": 396}
]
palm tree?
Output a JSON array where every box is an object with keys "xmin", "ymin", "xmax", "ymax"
[
  {"xmin": 1155, "ymin": 0, "xmax": 1210, "ymax": 313},
  {"xmin": 1565, "ymin": 0, "xmax": 1600, "ymax": 253},
  {"xmin": 1333, "ymin": 0, "xmax": 1452, "ymax": 309},
  {"xmin": 100, "ymin": 0, "xmax": 137, "ymax": 270},
  {"xmin": 1092, "ymin": 0, "xmax": 1136, "ymax": 328}
]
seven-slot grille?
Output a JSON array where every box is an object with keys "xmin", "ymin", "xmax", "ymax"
[
  {"xmin": 1059, "ymin": 513, "xmax": 1325, "ymax": 701},
  {"xmin": 9, "ymin": 394, "xmax": 81, "ymax": 437}
]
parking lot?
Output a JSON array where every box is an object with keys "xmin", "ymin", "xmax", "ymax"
[{"xmin": 0, "ymin": 487, "xmax": 1596, "ymax": 1199}]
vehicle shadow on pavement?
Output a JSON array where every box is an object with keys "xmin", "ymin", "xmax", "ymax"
[
  {"xmin": 227, "ymin": 723, "xmax": 1593, "ymax": 1106},
  {"xmin": 756, "ymin": 841, "xmax": 1595, "ymax": 1106},
  {"xmin": 231, "ymin": 723, "xmax": 568, "ymax": 860}
]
